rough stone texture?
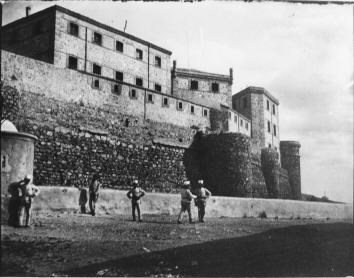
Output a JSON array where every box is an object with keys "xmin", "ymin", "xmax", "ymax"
[
  {"xmin": 184, "ymin": 132, "xmax": 255, "ymax": 197},
  {"xmin": 261, "ymin": 148, "xmax": 280, "ymax": 198},
  {"xmin": 279, "ymin": 168, "xmax": 292, "ymax": 199},
  {"xmin": 1, "ymin": 83, "xmax": 20, "ymax": 123},
  {"xmin": 250, "ymin": 159, "xmax": 269, "ymax": 198},
  {"xmin": 280, "ymin": 141, "xmax": 302, "ymax": 200}
]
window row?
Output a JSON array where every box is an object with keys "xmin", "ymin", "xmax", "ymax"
[
  {"xmin": 228, "ymin": 112, "xmax": 250, "ymax": 130},
  {"xmin": 68, "ymin": 22, "xmax": 162, "ymax": 67},
  {"xmin": 189, "ymin": 80, "xmax": 220, "ymax": 93},
  {"xmin": 68, "ymin": 55, "xmax": 163, "ymax": 92},
  {"xmin": 267, "ymin": 121, "xmax": 277, "ymax": 136},
  {"xmin": 266, "ymin": 99, "xmax": 276, "ymax": 115}
]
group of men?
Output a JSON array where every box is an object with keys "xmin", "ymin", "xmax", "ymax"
[{"xmin": 7, "ymin": 175, "xmax": 41, "ymax": 227}]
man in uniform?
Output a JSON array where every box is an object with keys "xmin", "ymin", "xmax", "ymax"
[
  {"xmin": 126, "ymin": 180, "xmax": 146, "ymax": 222},
  {"xmin": 89, "ymin": 174, "xmax": 101, "ymax": 216},
  {"xmin": 177, "ymin": 180, "xmax": 196, "ymax": 224},
  {"xmin": 7, "ymin": 177, "xmax": 26, "ymax": 227},
  {"xmin": 195, "ymin": 180, "xmax": 212, "ymax": 223}
]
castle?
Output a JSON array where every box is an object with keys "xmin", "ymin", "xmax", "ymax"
[{"xmin": 1, "ymin": 5, "xmax": 301, "ymax": 200}]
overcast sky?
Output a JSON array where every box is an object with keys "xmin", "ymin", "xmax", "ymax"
[{"xmin": 3, "ymin": 1, "xmax": 353, "ymax": 203}]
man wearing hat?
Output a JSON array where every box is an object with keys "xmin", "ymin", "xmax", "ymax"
[
  {"xmin": 177, "ymin": 180, "xmax": 196, "ymax": 224},
  {"xmin": 127, "ymin": 179, "xmax": 146, "ymax": 222},
  {"xmin": 18, "ymin": 174, "xmax": 40, "ymax": 227},
  {"xmin": 195, "ymin": 180, "xmax": 212, "ymax": 223}
]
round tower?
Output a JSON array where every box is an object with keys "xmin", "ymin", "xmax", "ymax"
[
  {"xmin": 261, "ymin": 147, "xmax": 280, "ymax": 198},
  {"xmin": 280, "ymin": 141, "xmax": 301, "ymax": 200}
]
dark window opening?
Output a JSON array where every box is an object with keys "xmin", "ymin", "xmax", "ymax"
[
  {"xmin": 136, "ymin": 49, "xmax": 143, "ymax": 60},
  {"xmin": 203, "ymin": 109, "xmax": 208, "ymax": 117},
  {"xmin": 113, "ymin": 84, "xmax": 121, "ymax": 95},
  {"xmin": 267, "ymin": 121, "xmax": 271, "ymax": 133},
  {"xmin": 267, "ymin": 100, "xmax": 270, "ymax": 111},
  {"xmin": 155, "ymin": 83, "xmax": 161, "ymax": 92},
  {"xmin": 136, "ymin": 78, "xmax": 143, "ymax": 87},
  {"xmin": 93, "ymin": 32, "xmax": 102, "ymax": 46},
  {"xmin": 116, "ymin": 41, "xmax": 123, "ymax": 52},
  {"xmin": 68, "ymin": 56, "xmax": 78, "ymax": 70},
  {"xmin": 163, "ymin": 97, "xmax": 169, "ymax": 107},
  {"xmin": 211, "ymin": 82, "xmax": 219, "ymax": 92},
  {"xmin": 234, "ymin": 115, "xmax": 237, "ymax": 123},
  {"xmin": 93, "ymin": 79, "xmax": 100, "ymax": 89},
  {"xmin": 246, "ymin": 122, "xmax": 249, "ymax": 130},
  {"xmin": 269, "ymin": 144, "xmax": 271, "ymax": 148},
  {"xmin": 93, "ymin": 64, "xmax": 101, "ymax": 75},
  {"xmin": 272, "ymin": 104, "xmax": 276, "ymax": 115},
  {"xmin": 69, "ymin": 22, "xmax": 79, "ymax": 37},
  {"xmin": 240, "ymin": 119, "xmax": 243, "ymax": 126},
  {"xmin": 191, "ymin": 80, "xmax": 198, "ymax": 90},
  {"xmin": 116, "ymin": 71, "xmax": 123, "ymax": 81},
  {"xmin": 125, "ymin": 118, "xmax": 129, "ymax": 127},
  {"xmin": 147, "ymin": 94, "xmax": 153, "ymax": 103},
  {"xmin": 155, "ymin": 56, "xmax": 161, "ymax": 67},
  {"xmin": 273, "ymin": 125, "xmax": 277, "ymax": 136},
  {"xmin": 243, "ymin": 97, "xmax": 248, "ymax": 109},
  {"xmin": 191, "ymin": 105, "xmax": 195, "ymax": 114},
  {"xmin": 178, "ymin": 102, "xmax": 183, "ymax": 110},
  {"xmin": 130, "ymin": 89, "xmax": 137, "ymax": 99}
]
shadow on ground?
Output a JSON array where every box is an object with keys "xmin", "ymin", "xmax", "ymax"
[{"xmin": 66, "ymin": 222, "xmax": 354, "ymax": 277}]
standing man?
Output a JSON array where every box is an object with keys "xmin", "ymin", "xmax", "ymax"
[
  {"xmin": 195, "ymin": 180, "xmax": 212, "ymax": 223},
  {"xmin": 18, "ymin": 174, "xmax": 41, "ymax": 227},
  {"xmin": 177, "ymin": 181, "xmax": 196, "ymax": 224},
  {"xmin": 89, "ymin": 174, "xmax": 101, "ymax": 216},
  {"xmin": 126, "ymin": 180, "xmax": 146, "ymax": 222}
]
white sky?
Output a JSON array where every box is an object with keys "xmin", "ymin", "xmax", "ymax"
[{"xmin": 3, "ymin": 1, "xmax": 353, "ymax": 203}]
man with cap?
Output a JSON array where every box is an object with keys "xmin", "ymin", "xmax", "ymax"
[
  {"xmin": 7, "ymin": 176, "xmax": 28, "ymax": 227},
  {"xmin": 127, "ymin": 179, "xmax": 146, "ymax": 222},
  {"xmin": 18, "ymin": 174, "xmax": 40, "ymax": 227},
  {"xmin": 89, "ymin": 173, "xmax": 101, "ymax": 216},
  {"xmin": 195, "ymin": 180, "xmax": 212, "ymax": 223},
  {"xmin": 177, "ymin": 180, "xmax": 196, "ymax": 224}
]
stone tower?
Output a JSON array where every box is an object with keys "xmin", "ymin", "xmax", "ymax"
[
  {"xmin": 232, "ymin": 87, "xmax": 280, "ymax": 154},
  {"xmin": 280, "ymin": 141, "xmax": 301, "ymax": 200}
]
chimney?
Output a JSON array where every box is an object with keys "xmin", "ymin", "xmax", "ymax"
[
  {"xmin": 26, "ymin": 6, "xmax": 31, "ymax": 17},
  {"xmin": 171, "ymin": 60, "xmax": 177, "ymax": 95},
  {"xmin": 229, "ymin": 68, "xmax": 233, "ymax": 85}
]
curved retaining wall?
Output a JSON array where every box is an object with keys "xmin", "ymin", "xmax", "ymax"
[{"xmin": 2, "ymin": 187, "xmax": 352, "ymax": 222}]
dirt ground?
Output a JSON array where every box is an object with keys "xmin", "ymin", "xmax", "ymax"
[{"xmin": 1, "ymin": 211, "xmax": 353, "ymax": 277}]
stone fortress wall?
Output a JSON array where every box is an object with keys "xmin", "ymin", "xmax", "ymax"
[{"xmin": 1, "ymin": 5, "xmax": 301, "ymax": 200}]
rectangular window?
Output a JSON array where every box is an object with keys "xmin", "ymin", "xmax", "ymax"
[
  {"xmin": 155, "ymin": 83, "xmax": 161, "ymax": 92},
  {"xmin": 130, "ymin": 89, "xmax": 137, "ymax": 99},
  {"xmin": 112, "ymin": 83, "xmax": 122, "ymax": 95},
  {"xmin": 273, "ymin": 124, "xmax": 277, "ymax": 136},
  {"xmin": 191, "ymin": 80, "xmax": 199, "ymax": 90},
  {"xmin": 147, "ymin": 93, "xmax": 154, "ymax": 103},
  {"xmin": 203, "ymin": 109, "xmax": 208, "ymax": 117},
  {"xmin": 266, "ymin": 99, "xmax": 270, "ymax": 111},
  {"xmin": 93, "ymin": 78, "xmax": 100, "ymax": 89},
  {"xmin": 93, "ymin": 64, "xmax": 101, "ymax": 75},
  {"xmin": 272, "ymin": 104, "xmax": 276, "ymax": 115},
  {"xmin": 116, "ymin": 41, "xmax": 123, "ymax": 52},
  {"xmin": 68, "ymin": 56, "xmax": 78, "ymax": 70},
  {"xmin": 115, "ymin": 71, "xmax": 123, "ymax": 81},
  {"xmin": 191, "ymin": 105, "xmax": 195, "ymax": 114},
  {"xmin": 240, "ymin": 119, "xmax": 243, "ymax": 127},
  {"xmin": 162, "ymin": 97, "xmax": 169, "ymax": 107},
  {"xmin": 136, "ymin": 49, "xmax": 143, "ymax": 60},
  {"xmin": 155, "ymin": 56, "xmax": 161, "ymax": 68},
  {"xmin": 267, "ymin": 121, "xmax": 271, "ymax": 133},
  {"xmin": 211, "ymin": 82, "xmax": 219, "ymax": 93},
  {"xmin": 243, "ymin": 97, "xmax": 248, "ymax": 109},
  {"xmin": 234, "ymin": 115, "xmax": 237, "ymax": 123},
  {"xmin": 93, "ymin": 32, "xmax": 102, "ymax": 46},
  {"xmin": 136, "ymin": 77, "xmax": 143, "ymax": 87},
  {"xmin": 69, "ymin": 22, "xmax": 79, "ymax": 37},
  {"xmin": 246, "ymin": 122, "xmax": 249, "ymax": 130},
  {"xmin": 177, "ymin": 101, "xmax": 183, "ymax": 111}
]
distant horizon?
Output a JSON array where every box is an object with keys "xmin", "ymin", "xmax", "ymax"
[{"xmin": 3, "ymin": 1, "xmax": 353, "ymax": 203}]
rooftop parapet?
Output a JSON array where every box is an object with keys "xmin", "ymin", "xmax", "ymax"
[{"xmin": 233, "ymin": 86, "xmax": 279, "ymax": 105}]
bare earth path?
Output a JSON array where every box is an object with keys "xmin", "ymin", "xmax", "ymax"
[{"xmin": 1, "ymin": 212, "xmax": 353, "ymax": 277}]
